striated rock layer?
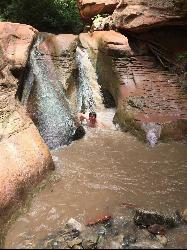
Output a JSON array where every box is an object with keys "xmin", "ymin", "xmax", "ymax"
[
  {"xmin": 79, "ymin": 31, "xmax": 187, "ymax": 142},
  {"xmin": 77, "ymin": 0, "xmax": 187, "ymax": 30},
  {"xmin": 0, "ymin": 22, "xmax": 54, "ymax": 224},
  {"xmin": 112, "ymin": 0, "xmax": 187, "ymax": 32},
  {"xmin": 77, "ymin": 0, "xmax": 187, "ymax": 143}
]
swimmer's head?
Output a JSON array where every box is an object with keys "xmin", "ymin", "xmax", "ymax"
[{"xmin": 89, "ymin": 112, "xmax": 97, "ymax": 124}]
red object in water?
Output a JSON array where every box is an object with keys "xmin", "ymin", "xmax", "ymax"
[{"xmin": 85, "ymin": 215, "xmax": 112, "ymax": 226}]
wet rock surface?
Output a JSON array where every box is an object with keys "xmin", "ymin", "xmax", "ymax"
[
  {"xmin": 77, "ymin": 0, "xmax": 187, "ymax": 145},
  {"xmin": 134, "ymin": 208, "xmax": 182, "ymax": 228},
  {"xmin": 28, "ymin": 207, "xmax": 187, "ymax": 249},
  {"xmin": 79, "ymin": 30, "xmax": 187, "ymax": 143},
  {"xmin": 182, "ymin": 208, "xmax": 187, "ymax": 223},
  {"xmin": 0, "ymin": 22, "xmax": 54, "ymax": 236}
]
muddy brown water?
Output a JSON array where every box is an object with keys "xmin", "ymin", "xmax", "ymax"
[{"xmin": 4, "ymin": 109, "xmax": 187, "ymax": 248}]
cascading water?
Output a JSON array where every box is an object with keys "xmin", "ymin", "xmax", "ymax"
[
  {"xmin": 4, "ymin": 34, "xmax": 187, "ymax": 250},
  {"xmin": 21, "ymin": 34, "xmax": 77, "ymax": 149},
  {"xmin": 141, "ymin": 122, "xmax": 162, "ymax": 147},
  {"xmin": 75, "ymin": 47, "xmax": 104, "ymax": 113}
]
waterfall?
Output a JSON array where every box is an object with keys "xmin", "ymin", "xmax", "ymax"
[
  {"xmin": 141, "ymin": 122, "xmax": 162, "ymax": 147},
  {"xmin": 21, "ymin": 34, "xmax": 77, "ymax": 149},
  {"xmin": 21, "ymin": 35, "xmax": 44, "ymax": 106},
  {"xmin": 76, "ymin": 47, "xmax": 104, "ymax": 113}
]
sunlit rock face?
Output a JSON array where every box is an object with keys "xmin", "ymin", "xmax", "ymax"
[
  {"xmin": 79, "ymin": 30, "xmax": 187, "ymax": 143},
  {"xmin": 0, "ymin": 22, "xmax": 54, "ymax": 221},
  {"xmin": 77, "ymin": 0, "xmax": 118, "ymax": 22},
  {"xmin": 77, "ymin": 0, "xmax": 187, "ymax": 31},
  {"xmin": 0, "ymin": 22, "xmax": 39, "ymax": 130},
  {"xmin": 0, "ymin": 106, "xmax": 54, "ymax": 222},
  {"xmin": 112, "ymin": 0, "xmax": 187, "ymax": 32},
  {"xmin": 0, "ymin": 22, "xmax": 38, "ymax": 69}
]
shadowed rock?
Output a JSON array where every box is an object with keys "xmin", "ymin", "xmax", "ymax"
[
  {"xmin": 134, "ymin": 208, "xmax": 182, "ymax": 228},
  {"xmin": 72, "ymin": 125, "xmax": 86, "ymax": 141}
]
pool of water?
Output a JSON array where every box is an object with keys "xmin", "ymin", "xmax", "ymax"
[{"xmin": 5, "ymin": 109, "xmax": 187, "ymax": 249}]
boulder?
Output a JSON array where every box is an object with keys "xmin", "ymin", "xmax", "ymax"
[
  {"xmin": 112, "ymin": 0, "xmax": 187, "ymax": 32},
  {"xmin": 147, "ymin": 224, "xmax": 166, "ymax": 235},
  {"xmin": 0, "ymin": 105, "xmax": 54, "ymax": 222},
  {"xmin": 0, "ymin": 22, "xmax": 38, "ymax": 69},
  {"xmin": 0, "ymin": 22, "xmax": 54, "ymax": 224},
  {"xmin": 182, "ymin": 208, "xmax": 187, "ymax": 222},
  {"xmin": 77, "ymin": 0, "xmax": 118, "ymax": 22},
  {"xmin": 134, "ymin": 208, "xmax": 182, "ymax": 228},
  {"xmin": 38, "ymin": 33, "xmax": 78, "ymax": 56},
  {"xmin": 79, "ymin": 30, "xmax": 132, "ymax": 56},
  {"xmin": 77, "ymin": 0, "xmax": 187, "ymax": 32}
]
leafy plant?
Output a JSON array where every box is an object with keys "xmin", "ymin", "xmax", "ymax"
[
  {"xmin": 0, "ymin": 0, "xmax": 83, "ymax": 34},
  {"xmin": 176, "ymin": 51, "xmax": 187, "ymax": 60},
  {"xmin": 91, "ymin": 13, "xmax": 109, "ymax": 22}
]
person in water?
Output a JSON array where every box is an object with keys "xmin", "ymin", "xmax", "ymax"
[{"xmin": 78, "ymin": 111, "xmax": 106, "ymax": 128}]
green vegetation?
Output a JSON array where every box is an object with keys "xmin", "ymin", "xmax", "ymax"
[
  {"xmin": 174, "ymin": 0, "xmax": 187, "ymax": 10},
  {"xmin": 91, "ymin": 13, "xmax": 109, "ymax": 21},
  {"xmin": 0, "ymin": 0, "xmax": 83, "ymax": 34},
  {"xmin": 176, "ymin": 51, "xmax": 187, "ymax": 61}
]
